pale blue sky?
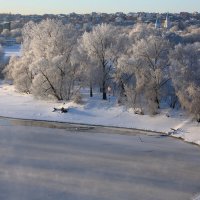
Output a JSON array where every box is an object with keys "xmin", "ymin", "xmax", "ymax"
[{"xmin": 0, "ymin": 0, "xmax": 199, "ymax": 14}]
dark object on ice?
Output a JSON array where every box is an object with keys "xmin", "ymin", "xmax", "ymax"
[
  {"xmin": 61, "ymin": 107, "xmax": 68, "ymax": 113},
  {"xmin": 53, "ymin": 107, "xmax": 68, "ymax": 113},
  {"xmin": 168, "ymin": 128, "xmax": 183, "ymax": 135}
]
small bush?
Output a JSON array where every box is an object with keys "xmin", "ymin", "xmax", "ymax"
[{"xmin": 73, "ymin": 92, "xmax": 82, "ymax": 104}]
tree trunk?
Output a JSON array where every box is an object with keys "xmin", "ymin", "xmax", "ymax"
[
  {"xmin": 102, "ymin": 80, "xmax": 107, "ymax": 100},
  {"xmin": 120, "ymin": 80, "xmax": 125, "ymax": 97},
  {"xmin": 103, "ymin": 91, "xmax": 107, "ymax": 100},
  {"xmin": 102, "ymin": 61, "xmax": 107, "ymax": 100},
  {"xmin": 90, "ymin": 81, "xmax": 93, "ymax": 97},
  {"xmin": 154, "ymin": 89, "xmax": 160, "ymax": 109},
  {"xmin": 196, "ymin": 114, "xmax": 200, "ymax": 123},
  {"xmin": 155, "ymin": 96, "xmax": 160, "ymax": 109}
]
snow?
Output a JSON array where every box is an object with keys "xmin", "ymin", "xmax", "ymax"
[{"xmin": 0, "ymin": 81, "xmax": 199, "ymax": 146}]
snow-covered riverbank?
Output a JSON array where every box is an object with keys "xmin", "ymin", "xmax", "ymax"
[{"xmin": 0, "ymin": 81, "xmax": 199, "ymax": 145}]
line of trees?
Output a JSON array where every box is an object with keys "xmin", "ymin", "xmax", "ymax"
[
  {"xmin": 3, "ymin": 19, "xmax": 200, "ymax": 121},
  {"xmin": 0, "ymin": 45, "xmax": 4, "ymax": 76}
]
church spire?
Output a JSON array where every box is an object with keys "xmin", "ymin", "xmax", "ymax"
[{"xmin": 164, "ymin": 13, "xmax": 170, "ymax": 29}]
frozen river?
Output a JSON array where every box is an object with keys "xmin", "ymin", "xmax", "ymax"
[
  {"xmin": 2, "ymin": 44, "xmax": 21, "ymax": 63},
  {"xmin": 0, "ymin": 117, "xmax": 199, "ymax": 200},
  {"xmin": 3, "ymin": 44, "xmax": 21, "ymax": 57}
]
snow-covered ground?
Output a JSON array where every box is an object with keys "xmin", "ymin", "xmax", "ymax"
[{"xmin": 0, "ymin": 81, "xmax": 199, "ymax": 145}]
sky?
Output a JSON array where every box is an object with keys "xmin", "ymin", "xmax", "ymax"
[{"xmin": 0, "ymin": 0, "xmax": 199, "ymax": 15}]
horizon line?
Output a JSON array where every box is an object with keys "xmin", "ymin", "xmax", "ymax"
[{"xmin": 0, "ymin": 11, "xmax": 198, "ymax": 16}]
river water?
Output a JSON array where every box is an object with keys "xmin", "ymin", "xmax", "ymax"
[{"xmin": 2, "ymin": 44, "xmax": 21, "ymax": 63}]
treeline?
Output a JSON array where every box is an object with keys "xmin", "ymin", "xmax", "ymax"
[{"xmin": 3, "ymin": 19, "xmax": 200, "ymax": 121}]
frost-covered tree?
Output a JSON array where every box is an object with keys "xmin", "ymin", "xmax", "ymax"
[
  {"xmin": 0, "ymin": 45, "xmax": 4, "ymax": 76},
  {"xmin": 4, "ymin": 19, "xmax": 80, "ymax": 100},
  {"xmin": 129, "ymin": 23, "xmax": 162, "ymax": 44},
  {"xmin": 169, "ymin": 43, "xmax": 200, "ymax": 121},
  {"xmin": 4, "ymin": 53, "xmax": 34, "ymax": 93},
  {"xmin": 75, "ymin": 43, "xmax": 99, "ymax": 97},
  {"xmin": 1, "ymin": 29, "xmax": 10, "ymax": 38},
  {"xmin": 115, "ymin": 24, "xmax": 167, "ymax": 109},
  {"xmin": 114, "ymin": 30, "xmax": 133, "ymax": 103},
  {"xmin": 81, "ymin": 24, "xmax": 119, "ymax": 100},
  {"xmin": 10, "ymin": 28, "xmax": 22, "ymax": 38},
  {"xmin": 0, "ymin": 45, "xmax": 3, "ymax": 55},
  {"xmin": 177, "ymin": 25, "xmax": 200, "ymax": 44},
  {"xmin": 125, "ymin": 35, "xmax": 171, "ymax": 114},
  {"xmin": 30, "ymin": 54, "xmax": 81, "ymax": 100},
  {"xmin": 11, "ymin": 20, "xmax": 24, "ymax": 29},
  {"xmin": 115, "ymin": 54, "xmax": 137, "ymax": 106}
]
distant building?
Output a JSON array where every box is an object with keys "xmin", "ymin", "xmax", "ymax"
[
  {"xmin": 180, "ymin": 12, "xmax": 190, "ymax": 18},
  {"xmin": 164, "ymin": 14, "xmax": 171, "ymax": 29},
  {"xmin": 155, "ymin": 14, "xmax": 170, "ymax": 29},
  {"xmin": 115, "ymin": 17, "xmax": 124, "ymax": 23}
]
